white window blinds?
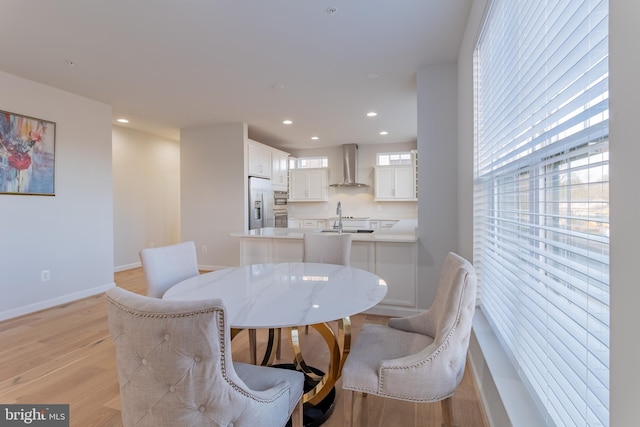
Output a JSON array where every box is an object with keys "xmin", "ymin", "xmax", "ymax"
[{"xmin": 473, "ymin": 1, "xmax": 609, "ymax": 426}]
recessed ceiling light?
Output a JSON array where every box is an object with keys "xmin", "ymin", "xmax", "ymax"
[
  {"xmin": 117, "ymin": 118, "xmax": 129, "ymax": 123},
  {"xmin": 366, "ymin": 112, "xmax": 377, "ymax": 117},
  {"xmin": 311, "ymin": 136, "xmax": 319, "ymax": 140},
  {"xmin": 282, "ymin": 120, "xmax": 293, "ymax": 125},
  {"xmin": 379, "ymin": 131, "xmax": 388, "ymax": 135}
]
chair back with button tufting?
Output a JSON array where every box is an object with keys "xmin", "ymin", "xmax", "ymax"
[
  {"xmin": 106, "ymin": 287, "xmax": 304, "ymax": 427},
  {"xmin": 341, "ymin": 252, "xmax": 478, "ymax": 427}
]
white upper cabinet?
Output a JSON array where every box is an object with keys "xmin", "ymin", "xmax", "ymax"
[
  {"xmin": 271, "ymin": 149, "xmax": 289, "ymax": 191},
  {"xmin": 288, "ymin": 168, "xmax": 328, "ymax": 202},
  {"xmin": 247, "ymin": 140, "xmax": 289, "ymax": 188},
  {"xmin": 247, "ymin": 140, "xmax": 272, "ymax": 178},
  {"xmin": 374, "ymin": 165, "xmax": 417, "ymax": 201}
]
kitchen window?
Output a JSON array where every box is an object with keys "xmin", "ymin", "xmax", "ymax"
[
  {"xmin": 289, "ymin": 156, "xmax": 328, "ymax": 169},
  {"xmin": 473, "ymin": 0, "xmax": 609, "ymax": 425},
  {"xmin": 376, "ymin": 151, "xmax": 413, "ymax": 166}
]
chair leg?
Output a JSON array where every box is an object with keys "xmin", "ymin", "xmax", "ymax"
[
  {"xmin": 343, "ymin": 389, "xmax": 354, "ymax": 427},
  {"xmin": 291, "ymin": 398, "xmax": 304, "ymax": 427},
  {"xmin": 276, "ymin": 328, "xmax": 281, "ymax": 359},
  {"xmin": 441, "ymin": 396, "xmax": 454, "ymax": 427},
  {"xmin": 248, "ymin": 329, "xmax": 257, "ymax": 365}
]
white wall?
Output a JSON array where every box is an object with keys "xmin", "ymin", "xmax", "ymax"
[
  {"xmin": 180, "ymin": 123, "xmax": 247, "ymax": 269},
  {"xmin": 286, "ymin": 142, "xmax": 418, "ymax": 220},
  {"xmin": 609, "ymin": 1, "xmax": 640, "ymax": 424},
  {"xmin": 416, "ymin": 62, "xmax": 459, "ymax": 311},
  {"xmin": 0, "ymin": 70, "xmax": 114, "ymax": 321},
  {"xmin": 112, "ymin": 126, "xmax": 180, "ymax": 271}
]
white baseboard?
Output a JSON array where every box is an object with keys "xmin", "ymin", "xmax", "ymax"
[
  {"xmin": 198, "ymin": 264, "xmax": 232, "ymax": 272},
  {"xmin": 114, "ymin": 262, "xmax": 141, "ymax": 272},
  {"xmin": 0, "ymin": 282, "xmax": 116, "ymax": 322}
]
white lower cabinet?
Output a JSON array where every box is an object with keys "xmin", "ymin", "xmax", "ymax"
[
  {"xmin": 287, "ymin": 219, "xmax": 300, "ymax": 228},
  {"xmin": 301, "ymin": 219, "xmax": 323, "ymax": 228},
  {"xmin": 380, "ymin": 220, "xmax": 399, "ymax": 230},
  {"xmin": 240, "ymin": 238, "xmax": 273, "ymax": 265},
  {"xmin": 238, "ymin": 236, "xmax": 417, "ymax": 316},
  {"xmin": 287, "ymin": 219, "xmax": 325, "ymax": 229},
  {"xmin": 273, "ymin": 239, "xmax": 303, "ymax": 262},
  {"xmin": 350, "ymin": 241, "xmax": 375, "ymax": 272},
  {"xmin": 375, "ymin": 242, "xmax": 417, "ymax": 309}
]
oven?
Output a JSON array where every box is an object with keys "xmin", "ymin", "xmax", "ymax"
[
  {"xmin": 274, "ymin": 191, "xmax": 288, "ymax": 208},
  {"xmin": 274, "ymin": 191, "xmax": 288, "ymax": 228},
  {"xmin": 274, "ymin": 210, "xmax": 288, "ymax": 228}
]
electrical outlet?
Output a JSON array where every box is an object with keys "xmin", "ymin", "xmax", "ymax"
[
  {"xmin": 202, "ymin": 245, "xmax": 208, "ymax": 253},
  {"xmin": 41, "ymin": 270, "xmax": 50, "ymax": 282}
]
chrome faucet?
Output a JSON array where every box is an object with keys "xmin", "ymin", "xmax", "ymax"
[{"xmin": 336, "ymin": 201, "xmax": 343, "ymax": 234}]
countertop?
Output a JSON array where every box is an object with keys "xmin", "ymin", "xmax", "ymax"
[{"xmin": 231, "ymin": 219, "xmax": 418, "ymax": 243}]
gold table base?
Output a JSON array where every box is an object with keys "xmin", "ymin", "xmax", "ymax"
[{"xmin": 234, "ymin": 317, "xmax": 352, "ymax": 406}]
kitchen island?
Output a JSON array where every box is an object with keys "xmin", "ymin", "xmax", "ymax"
[{"xmin": 231, "ymin": 220, "xmax": 419, "ymax": 317}]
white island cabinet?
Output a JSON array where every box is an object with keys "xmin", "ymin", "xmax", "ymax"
[{"xmin": 231, "ymin": 226, "xmax": 419, "ymax": 317}]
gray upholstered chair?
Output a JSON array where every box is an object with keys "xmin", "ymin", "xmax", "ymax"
[
  {"xmin": 341, "ymin": 252, "xmax": 477, "ymax": 427},
  {"xmin": 139, "ymin": 241, "xmax": 199, "ymax": 298},
  {"xmin": 106, "ymin": 287, "xmax": 304, "ymax": 427},
  {"xmin": 303, "ymin": 232, "xmax": 353, "ymax": 266}
]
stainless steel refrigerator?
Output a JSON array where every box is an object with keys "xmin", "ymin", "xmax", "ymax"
[{"xmin": 248, "ymin": 176, "xmax": 274, "ymax": 230}]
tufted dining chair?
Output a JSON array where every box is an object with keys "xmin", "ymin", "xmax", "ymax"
[
  {"xmin": 341, "ymin": 252, "xmax": 477, "ymax": 427},
  {"xmin": 106, "ymin": 287, "xmax": 304, "ymax": 427},
  {"xmin": 139, "ymin": 241, "xmax": 199, "ymax": 298}
]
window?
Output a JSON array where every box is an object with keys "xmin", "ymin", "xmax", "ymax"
[
  {"xmin": 473, "ymin": 1, "xmax": 609, "ymax": 426},
  {"xmin": 289, "ymin": 156, "xmax": 328, "ymax": 169},
  {"xmin": 376, "ymin": 151, "xmax": 413, "ymax": 166}
]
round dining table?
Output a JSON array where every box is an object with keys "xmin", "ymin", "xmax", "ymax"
[{"xmin": 163, "ymin": 262, "xmax": 387, "ymax": 426}]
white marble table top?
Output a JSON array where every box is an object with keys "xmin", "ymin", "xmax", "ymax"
[{"xmin": 163, "ymin": 262, "xmax": 388, "ymax": 329}]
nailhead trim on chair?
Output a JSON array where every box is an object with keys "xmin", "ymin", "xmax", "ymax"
[
  {"xmin": 107, "ymin": 294, "xmax": 290, "ymax": 405},
  {"xmin": 373, "ymin": 276, "xmax": 470, "ymax": 402},
  {"xmin": 106, "ymin": 296, "xmax": 219, "ymax": 318}
]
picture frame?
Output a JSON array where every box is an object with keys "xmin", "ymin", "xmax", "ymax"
[{"xmin": 0, "ymin": 110, "xmax": 56, "ymax": 196}]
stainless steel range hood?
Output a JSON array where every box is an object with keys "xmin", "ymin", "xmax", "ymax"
[{"xmin": 330, "ymin": 144, "xmax": 369, "ymax": 187}]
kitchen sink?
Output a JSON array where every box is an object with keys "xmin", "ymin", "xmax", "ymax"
[{"xmin": 320, "ymin": 229, "xmax": 374, "ymax": 233}]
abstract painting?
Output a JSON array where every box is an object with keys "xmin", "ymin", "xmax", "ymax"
[{"xmin": 0, "ymin": 110, "xmax": 55, "ymax": 195}]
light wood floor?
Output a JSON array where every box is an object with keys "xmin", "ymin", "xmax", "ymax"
[{"xmin": 0, "ymin": 268, "xmax": 487, "ymax": 427}]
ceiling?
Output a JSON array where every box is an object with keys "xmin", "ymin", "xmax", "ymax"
[{"xmin": 0, "ymin": 0, "xmax": 472, "ymax": 150}]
